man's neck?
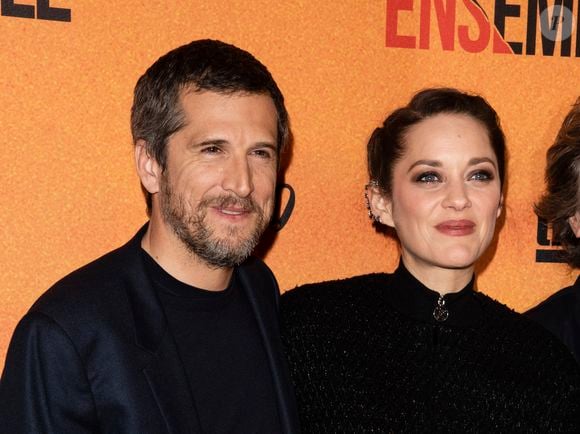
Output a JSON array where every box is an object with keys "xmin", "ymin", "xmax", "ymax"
[{"xmin": 141, "ymin": 220, "xmax": 233, "ymax": 291}]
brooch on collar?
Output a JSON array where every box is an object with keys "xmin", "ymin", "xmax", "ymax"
[{"xmin": 433, "ymin": 295, "xmax": 449, "ymax": 322}]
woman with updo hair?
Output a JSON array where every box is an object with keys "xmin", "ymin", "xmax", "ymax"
[
  {"xmin": 281, "ymin": 88, "xmax": 580, "ymax": 432},
  {"xmin": 527, "ymin": 98, "xmax": 580, "ymax": 363}
]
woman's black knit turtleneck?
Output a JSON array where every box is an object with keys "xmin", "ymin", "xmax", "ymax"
[{"xmin": 280, "ymin": 263, "xmax": 580, "ymax": 433}]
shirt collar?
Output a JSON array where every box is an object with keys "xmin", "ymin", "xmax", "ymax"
[{"xmin": 384, "ymin": 261, "xmax": 483, "ymax": 327}]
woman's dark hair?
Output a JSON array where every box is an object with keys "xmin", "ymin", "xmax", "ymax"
[
  {"xmin": 367, "ymin": 88, "xmax": 506, "ymax": 198},
  {"xmin": 535, "ymin": 98, "xmax": 580, "ymax": 268}
]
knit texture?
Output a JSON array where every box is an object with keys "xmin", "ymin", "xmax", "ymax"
[{"xmin": 280, "ymin": 267, "xmax": 580, "ymax": 433}]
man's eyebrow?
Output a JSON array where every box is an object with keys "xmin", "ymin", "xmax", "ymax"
[
  {"xmin": 407, "ymin": 160, "xmax": 442, "ymax": 173},
  {"xmin": 252, "ymin": 142, "xmax": 277, "ymax": 151},
  {"xmin": 194, "ymin": 139, "xmax": 229, "ymax": 147},
  {"xmin": 192, "ymin": 140, "xmax": 278, "ymax": 154}
]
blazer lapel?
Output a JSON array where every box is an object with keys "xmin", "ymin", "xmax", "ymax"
[
  {"xmin": 122, "ymin": 225, "xmax": 203, "ymax": 434},
  {"xmin": 142, "ymin": 334, "xmax": 203, "ymax": 434},
  {"xmin": 238, "ymin": 257, "xmax": 301, "ymax": 434}
]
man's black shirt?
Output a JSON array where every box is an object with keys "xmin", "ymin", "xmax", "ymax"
[{"xmin": 142, "ymin": 250, "xmax": 280, "ymax": 433}]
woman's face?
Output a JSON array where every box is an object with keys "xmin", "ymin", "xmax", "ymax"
[{"xmin": 375, "ymin": 113, "xmax": 502, "ymax": 274}]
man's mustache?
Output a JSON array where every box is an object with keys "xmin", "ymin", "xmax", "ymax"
[{"xmin": 199, "ymin": 195, "xmax": 259, "ymax": 213}]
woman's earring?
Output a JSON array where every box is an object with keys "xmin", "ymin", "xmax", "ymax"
[{"xmin": 365, "ymin": 181, "xmax": 382, "ymax": 224}]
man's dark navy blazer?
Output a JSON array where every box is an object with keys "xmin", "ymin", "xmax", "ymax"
[{"xmin": 0, "ymin": 224, "xmax": 300, "ymax": 433}]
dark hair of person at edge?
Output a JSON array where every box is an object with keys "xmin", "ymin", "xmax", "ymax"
[{"xmin": 534, "ymin": 98, "xmax": 580, "ymax": 268}]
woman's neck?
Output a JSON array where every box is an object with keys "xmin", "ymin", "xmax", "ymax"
[{"xmin": 400, "ymin": 254, "xmax": 474, "ymax": 296}]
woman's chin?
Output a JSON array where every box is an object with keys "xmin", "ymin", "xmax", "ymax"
[{"xmin": 435, "ymin": 250, "xmax": 478, "ymax": 270}]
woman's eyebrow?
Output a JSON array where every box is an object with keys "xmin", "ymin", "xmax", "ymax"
[
  {"xmin": 407, "ymin": 159, "xmax": 442, "ymax": 173},
  {"xmin": 468, "ymin": 157, "xmax": 497, "ymax": 168}
]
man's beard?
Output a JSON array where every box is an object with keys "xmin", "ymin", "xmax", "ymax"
[{"xmin": 159, "ymin": 177, "xmax": 270, "ymax": 269}]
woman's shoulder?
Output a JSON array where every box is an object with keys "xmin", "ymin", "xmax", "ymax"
[
  {"xmin": 281, "ymin": 273, "xmax": 391, "ymax": 305},
  {"xmin": 476, "ymin": 291, "xmax": 580, "ymax": 371},
  {"xmin": 280, "ymin": 272, "xmax": 394, "ymax": 325},
  {"xmin": 475, "ymin": 290, "xmax": 558, "ymax": 337},
  {"xmin": 279, "ymin": 273, "xmax": 399, "ymax": 366}
]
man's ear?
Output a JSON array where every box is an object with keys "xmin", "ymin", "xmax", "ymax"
[
  {"xmin": 568, "ymin": 210, "xmax": 580, "ymax": 238},
  {"xmin": 135, "ymin": 140, "xmax": 161, "ymax": 194},
  {"xmin": 367, "ymin": 184, "xmax": 395, "ymax": 228}
]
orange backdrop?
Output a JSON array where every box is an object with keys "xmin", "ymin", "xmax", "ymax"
[{"xmin": 1, "ymin": 0, "xmax": 579, "ymax": 368}]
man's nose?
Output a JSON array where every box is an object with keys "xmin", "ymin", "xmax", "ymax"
[{"xmin": 222, "ymin": 156, "xmax": 253, "ymax": 198}]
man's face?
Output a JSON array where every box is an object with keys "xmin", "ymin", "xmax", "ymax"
[{"xmin": 157, "ymin": 90, "xmax": 278, "ymax": 268}]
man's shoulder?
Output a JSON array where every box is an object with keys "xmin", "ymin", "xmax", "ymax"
[
  {"xmin": 526, "ymin": 280, "xmax": 580, "ymax": 320},
  {"xmin": 30, "ymin": 233, "xmax": 141, "ymax": 321}
]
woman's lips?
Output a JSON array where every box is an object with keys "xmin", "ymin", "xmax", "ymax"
[{"xmin": 435, "ymin": 220, "xmax": 476, "ymax": 236}]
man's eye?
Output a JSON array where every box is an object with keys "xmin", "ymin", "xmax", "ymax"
[
  {"xmin": 415, "ymin": 172, "xmax": 440, "ymax": 183},
  {"xmin": 201, "ymin": 146, "xmax": 222, "ymax": 154},
  {"xmin": 253, "ymin": 149, "xmax": 274, "ymax": 159}
]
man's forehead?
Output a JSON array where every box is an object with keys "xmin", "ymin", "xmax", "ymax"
[
  {"xmin": 174, "ymin": 88, "xmax": 277, "ymax": 141},
  {"xmin": 176, "ymin": 88, "xmax": 276, "ymax": 121},
  {"xmin": 179, "ymin": 86, "xmax": 271, "ymax": 102}
]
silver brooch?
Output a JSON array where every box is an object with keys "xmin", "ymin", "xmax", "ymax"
[{"xmin": 433, "ymin": 295, "xmax": 449, "ymax": 322}]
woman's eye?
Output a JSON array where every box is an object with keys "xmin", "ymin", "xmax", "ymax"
[
  {"xmin": 470, "ymin": 170, "xmax": 494, "ymax": 181},
  {"xmin": 416, "ymin": 172, "xmax": 440, "ymax": 183}
]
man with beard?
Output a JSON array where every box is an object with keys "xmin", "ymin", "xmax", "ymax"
[{"xmin": 0, "ymin": 40, "xmax": 299, "ymax": 434}]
